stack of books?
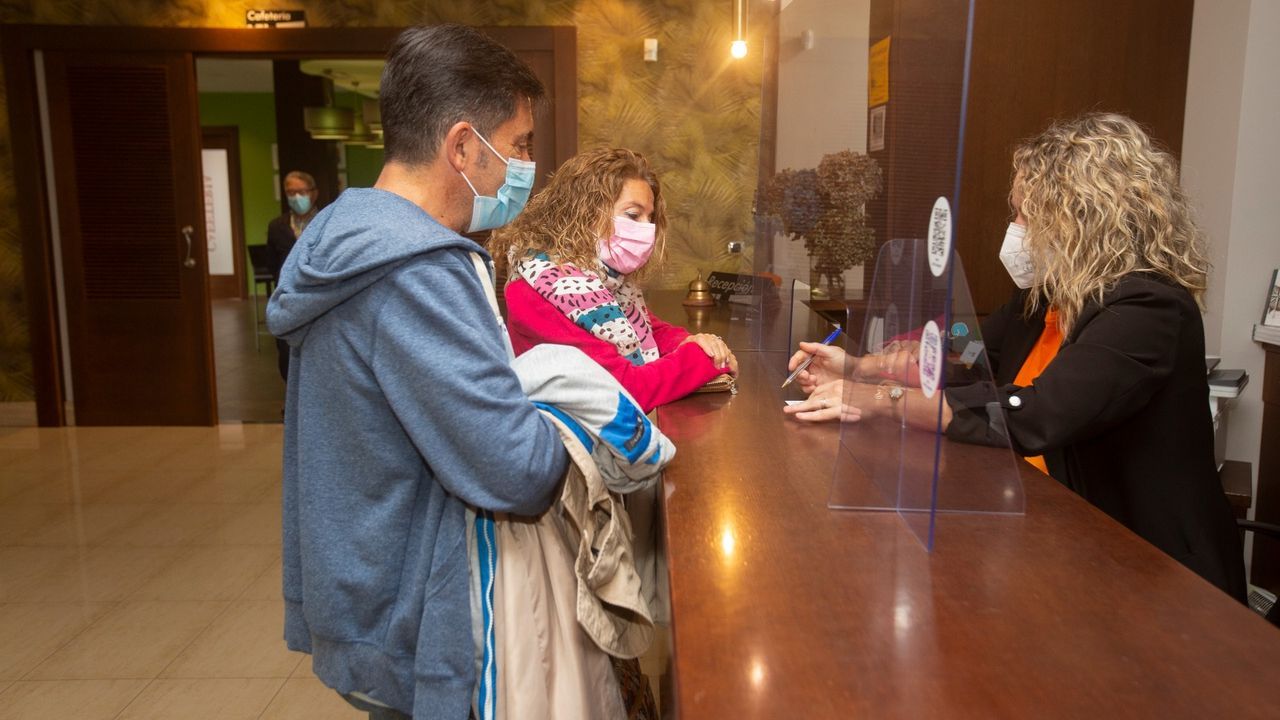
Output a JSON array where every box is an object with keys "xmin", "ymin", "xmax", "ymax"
[{"xmin": 1208, "ymin": 368, "xmax": 1248, "ymax": 396}]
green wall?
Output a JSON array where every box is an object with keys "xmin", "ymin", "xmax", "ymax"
[
  {"xmin": 198, "ymin": 91, "xmax": 279, "ymax": 297},
  {"xmin": 345, "ymin": 144, "xmax": 385, "ymax": 189}
]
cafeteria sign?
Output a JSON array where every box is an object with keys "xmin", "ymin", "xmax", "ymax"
[{"xmin": 246, "ymin": 10, "xmax": 307, "ymax": 28}]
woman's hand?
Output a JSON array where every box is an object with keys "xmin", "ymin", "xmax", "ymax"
[
  {"xmin": 787, "ymin": 341, "xmax": 848, "ymax": 393},
  {"xmin": 852, "ymin": 341, "xmax": 922, "ymax": 386},
  {"xmin": 785, "ymin": 378, "xmax": 952, "ymax": 431},
  {"xmin": 682, "ymin": 333, "xmax": 738, "ymax": 375},
  {"xmin": 783, "ymin": 379, "xmax": 867, "ymax": 423},
  {"xmin": 723, "ymin": 351, "xmax": 739, "ymax": 376}
]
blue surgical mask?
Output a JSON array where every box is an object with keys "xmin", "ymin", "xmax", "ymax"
[
  {"xmin": 287, "ymin": 194, "xmax": 312, "ymax": 216},
  {"xmin": 459, "ymin": 128, "xmax": 535, "ymax": 233}
]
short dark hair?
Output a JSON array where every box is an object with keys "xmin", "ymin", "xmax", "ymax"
[{"xmin": 380, "ymin": 24, "xmax": 545, "ymax": 166}]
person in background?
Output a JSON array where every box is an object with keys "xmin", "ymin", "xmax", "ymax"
[
  {"xmin": 492, "ymin": 147, "xmax": 737, "ymax": 413},
  {"xmin": 785, "ymin": 113, "xmax": 1246, "ymax": 601},
  {"xmin": 266, "ymin": 170, "xmax": 319, "ymax": 381},
  {"xmin": 266, "ymin": 24, "xmax": 568, "ymax": 719}
]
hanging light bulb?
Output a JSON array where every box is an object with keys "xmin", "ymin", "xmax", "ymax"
[{"xmin": 730, "ymin": 0, "xmax": 747, "ymax": 58}]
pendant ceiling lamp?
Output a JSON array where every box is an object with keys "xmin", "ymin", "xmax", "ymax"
[
  {"xmin": 730, "ymin": 0, "xmax": 747, "ymax": 58},
  {"xmin": 343, "ymin": 81, "xmax": 378, "ymax": 146},
  {"xmin": 304, "ymin": 74, "xmax": 353, "ymax": 140},
  {"xmin": 304, "ymin": 106, "xmax": 352, "ymax": 140},
  {"xmin": 357, "ymin": 97, "xmax": 383, "ymax": 148},
  {"xmin": 362, "ymin": 98, "xmax": 381, "ymax": 135},
  {"xmin": 359, "ymin": 97, "xmax": 384, "ymax": 149}
]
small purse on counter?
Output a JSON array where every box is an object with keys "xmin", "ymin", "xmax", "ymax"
[{"xmin": 695, "ymin": 373, "xmax": 738, "ymax": 395}]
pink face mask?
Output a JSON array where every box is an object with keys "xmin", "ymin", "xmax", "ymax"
[{"xmin": 598, "ymin": 216, "xmax": 657, "ymax": 275}]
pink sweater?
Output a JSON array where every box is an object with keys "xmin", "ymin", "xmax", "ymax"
[{"xmin": 505, "ymin": 278, "xmax": 722, "ymax": 412}]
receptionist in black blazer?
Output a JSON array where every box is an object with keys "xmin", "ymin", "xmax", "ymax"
[{"xmin": 785, "ymin": 113, "xmax": 1246, "ymax": 600}]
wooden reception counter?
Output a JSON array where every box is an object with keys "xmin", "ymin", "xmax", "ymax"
[{"xmin": 654, "ymin": 348, "xmax": 1280, "ymax": 718}]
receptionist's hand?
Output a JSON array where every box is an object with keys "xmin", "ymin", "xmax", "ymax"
[
  {"xmin": 852, "ymin": 342, "xmax": 922, "ymax": 386},
  {"xmin": 786, "ymin": 378, "xmax": 951, "ymax": 431},
  {"xmin": 788, "ymin": 341, "xmax": 848, "ymax": 393},
  {"xmin": 784, "ymin": 379, "xmax": 867, "ymax": 423}
]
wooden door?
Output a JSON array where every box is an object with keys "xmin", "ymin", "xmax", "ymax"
[
  {"xmin": 43, "ymin": 51, "xmax": 216, "ymax": 425},
  {"xmin": 511, "ymin": 47, "xmax": 561, "ymax": 195},
  {"xmin": 201, "ymin": 126, "xmax": 247, "ymax": 300}
]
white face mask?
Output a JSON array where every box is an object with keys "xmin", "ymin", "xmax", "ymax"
[{"xmin": 998, "ymin": 222, "xmax": 1037, "ymax": 289}]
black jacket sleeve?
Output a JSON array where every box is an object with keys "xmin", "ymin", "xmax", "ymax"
[
  {"xmin": 942, "ymin": 290, "xmax": 1030, "ymax": 448},
  {"xmin": 265, "ymin": 215, "xmax": 296, "ymax": 282}
]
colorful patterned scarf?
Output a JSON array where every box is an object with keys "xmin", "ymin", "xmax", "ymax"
[{"xmin": 513, "ymin": 252, "xmax": 659, "ymax": 366}]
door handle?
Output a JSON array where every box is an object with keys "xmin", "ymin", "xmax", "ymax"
[{"xmin": 181, "ymin": 225, "xmax": 196, "ymax": 268}]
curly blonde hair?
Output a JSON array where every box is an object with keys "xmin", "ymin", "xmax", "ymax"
[
  {"xmin": 1012, "ymin": 113, "xmax": 1208, "ymax": 336},
  {"xmin": 491, "ymin": 147, "xmax": 667, "ymax": 282}
]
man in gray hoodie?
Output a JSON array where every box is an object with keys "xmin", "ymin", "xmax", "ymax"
[{"xmin": 266, "ymin": 25, "xmax": 568, "ymax": 719}]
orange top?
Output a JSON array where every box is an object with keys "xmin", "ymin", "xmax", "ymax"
[{"xmin": 1011, "ymin": 308, "xmax": 1062, "ymax": 474}]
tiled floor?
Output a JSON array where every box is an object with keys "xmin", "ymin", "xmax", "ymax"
[
  {"xmin": 0, "ymin": 424, "xmax": 363, "ymax": 719},
  {"xmin": 0, "ymin": 422, "xmax": 672, "ymax": 718},
  {"xmin": 211, "ymin": 298, "xmax": 287, "ymax": 424}
]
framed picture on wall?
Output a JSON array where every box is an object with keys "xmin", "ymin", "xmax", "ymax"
[
  {"xmin": 869, "ymin": 105, "xmax": 886, "ymax": 152},
  {"xmin": 1264, "ymin": 269, "xmax": 1280, "ymax": 327}
]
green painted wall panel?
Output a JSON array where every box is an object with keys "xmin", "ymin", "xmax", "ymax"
[
  {"xmin": 345, "ymin": 144, "xmax": 385, "ymax": 189},
  {"xmin": 198, "ymin": 92, "xmax": 279, "ymax": 296}
]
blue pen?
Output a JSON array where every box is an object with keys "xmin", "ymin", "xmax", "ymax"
[{"xmin": 781, "ymin": 327, "xmax": 842, "ymax": 388}]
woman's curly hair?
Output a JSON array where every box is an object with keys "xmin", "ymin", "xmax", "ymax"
[
  {"xmin": 1013, "ymin": 113, "xmax": 1209, "ymax": 335},
  {"xmin": 490, "ymin": 147, "xmax": 667, "ymax": 282}
]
